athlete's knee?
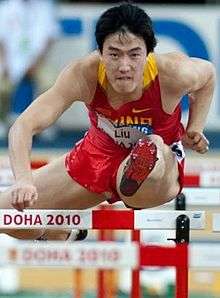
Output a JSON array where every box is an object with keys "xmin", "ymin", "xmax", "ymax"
[
  {"xmin": 147, "ymin": 134, "xmax": 164, "ymax": 148},
  {"xmin": 168, "ymin": 183, "xmax": 181, "ymax": 201},
  {"xmin": 154, "ymin": 183, "xmax": 180, "ymax": 206},
  {"xmin": 121, "ymin": 188, "xmax": 172, "ymax": 209}
]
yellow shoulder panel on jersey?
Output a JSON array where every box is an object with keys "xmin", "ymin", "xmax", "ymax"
[
  {"xmin": 98, "ymin": 62, "xmax": 107, "ymax": 89},
  {"xmin": 143, "ymin": 53, "xmax": 158, "ymax": 87}
]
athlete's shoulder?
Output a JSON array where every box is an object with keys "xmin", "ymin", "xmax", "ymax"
[
  {"xmin": 53, "ymin": 51, "xmax": 101, "ymax": 103},
  {"xmin": 79, "ymin": 51, "xmax": 100, "ymax": 73},
  {"xmin": 155, "ymin": 51, "xmax": 215, "ymax": 92},
  {"xmin": 156, "ymin": 51, "xmax": 214, "ymax": 77},
  {"xmin": 155, "ymin": 51, "xmax": 190, "ymax": 76}
]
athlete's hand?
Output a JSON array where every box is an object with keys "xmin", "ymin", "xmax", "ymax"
[
  {"xmin": 10, "ymin": 182, "xmax": 38, "ymax": 211},
  {"xmin": 182, "ymin": 131, "xmax": 209, "ymax": 154}
]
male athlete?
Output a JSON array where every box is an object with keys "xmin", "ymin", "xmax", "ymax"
[{"xmin": 0, "ymin": 3, "xmax": 215, "ymax": 240}]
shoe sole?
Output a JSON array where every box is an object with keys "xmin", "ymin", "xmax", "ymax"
[{"xmin": 120, "ymin": 138, "xmax": 158, "ymax": 196}]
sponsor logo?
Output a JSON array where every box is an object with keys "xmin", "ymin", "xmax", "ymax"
[
  {"xmin": 132, "ymin": 108, "xmax": 151, "ymax": 113},
  {"xmin": 146, "ymin": 218, "xmax": 162, "ymax": 222},
  {"xmin": 114, "ymin": 116, "xmax": 152, "ymax": 126},
  {"xmin": 193, "ymin": 213, "xmax": 202, "ymax": 219}
]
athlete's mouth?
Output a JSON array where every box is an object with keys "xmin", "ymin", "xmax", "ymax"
[{"xmin": 116, "ymin": 76, "xmax": 132, "ymax": 81}]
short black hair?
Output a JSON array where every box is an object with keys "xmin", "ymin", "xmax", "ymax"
[{"xmin": 95, "ymin": 3, "xmax": 157, "ymax": 54}]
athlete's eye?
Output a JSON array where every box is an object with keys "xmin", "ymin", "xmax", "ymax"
[
  {"xmin": 130, "ymin": 53, "xmax": 140, "ymax": 58},
  {"xmin": 110, "ymin": 53, "xmax": 119, "ymax": 58}
]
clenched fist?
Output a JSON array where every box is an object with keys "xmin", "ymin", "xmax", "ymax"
[
  {"xmin": 182, "ymin": 131, "xmax": 209, "ymax": 154},
  {"xmin": 10, "ymin": 182, "xmax": 38, "ymax": 211}
]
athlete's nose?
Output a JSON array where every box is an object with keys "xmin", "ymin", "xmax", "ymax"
[{"xmin": 118, "ymin": 56, "xmax": 131, "ymax": 73}]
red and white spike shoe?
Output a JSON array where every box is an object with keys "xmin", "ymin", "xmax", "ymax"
[{"xmin": 120, "ymin": 138, "xmax": 158, "ymax": 196}]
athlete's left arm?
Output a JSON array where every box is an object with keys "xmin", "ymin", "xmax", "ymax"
[{"xmin": 179, "ymin": 56, "xmax": 216, "ymax": 153}]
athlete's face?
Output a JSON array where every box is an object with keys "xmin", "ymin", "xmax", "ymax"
[{"xmin": 101, "ymin": 31, "xmax": 147, "ymax": 94}]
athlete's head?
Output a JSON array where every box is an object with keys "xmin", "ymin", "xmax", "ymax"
[{"xmin": 95, "ymin": 3, "xmax": 157, "ymax": 94}]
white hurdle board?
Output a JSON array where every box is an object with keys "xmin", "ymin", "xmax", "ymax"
[
  {"xmin": 0, "ymin": 209, "xmax": 205, "ymax": 230},
  {"xmin": 159, "ymin": 187, "xmax": 220, "ymax": 208},
  {"xmin": 2, "ymin": 241, "xmax": 220, "ymax": 269},
  {"xmin": 199, "ymin": 171, "xmax": 220, "ymax": 187},
  {"xmin": 212, "ymin": 213, "xmax": 220, "ymax": 232},
  {"xmin": 190, "ymin": 243, "xmax": 220, "ymax": 269},
  {"xmin": 134, "ymin": 210, "xmax": 205, "ymax": 229},
  {"xmin": 0, "ymin": 241, "xmax": 138, "ymax": 268},
  {"xmin": 183, "ymin": 187, "xmax": 220, "ymax": 206}
]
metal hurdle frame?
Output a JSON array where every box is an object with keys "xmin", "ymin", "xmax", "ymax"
[
  {"xmin": 0, "ymin": 209, "xmax": 205, "ymax": 298},
  {"xmin": 97, "ymin": 205, "xmax": 116, "ymax": 298}
]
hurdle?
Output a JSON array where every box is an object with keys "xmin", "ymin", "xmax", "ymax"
[
  {"xmin": 0, "ymin": 166, "xmax": 215, "ymax": 298},
  {"xmin": 190, "ymin": 242, "xmax": 220, "ymax": 269},
  {"xmin": 0, "ymin": 209, "xmax": 205, "ymax": 298},
  {"xmin": 97, "ymin": 205, "xmax": 116, "ymax": 298},
  {"xmin": 184, "ymin": 171, "xmax": 220, "ymax": 187},
  {"xmin": 180, "ymin": 187, "xmax": 220, "ymax": 206},
  {"xmin": 0, "ymin": 209, "xmax": 205, "ymax": 230},
  {"xmin": 2, "ymin": 241, "xmax": 220, "ymax": 292},
  {"xmin": 0, "ymin": 162, "xmax": 215, "ymax": 297},
  {"xmin": 154, "ymin": 187, "xmax": 220, "ymax": 211}
]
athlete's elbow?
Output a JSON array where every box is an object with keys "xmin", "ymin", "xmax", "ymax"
[
  {"xmin": 9, "ymin": 117, "xmax": 34, "ymax": 140},
  {"xmin": 203, "ymin": 60, "xmax": 215, "ymax": 82}
]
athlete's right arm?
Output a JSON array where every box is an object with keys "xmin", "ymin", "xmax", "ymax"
[{"xmin": 8, "ymin": 52, "xmax": 99, "ymax": 211}]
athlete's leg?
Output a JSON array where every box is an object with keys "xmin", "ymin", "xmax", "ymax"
[
  {"xmin": 117, "ymin": 135, "xmax": 181, "ymax": 209},
  {"xmin": 0, "ymin": 155, "xmax": 105, "ymax": 239}
]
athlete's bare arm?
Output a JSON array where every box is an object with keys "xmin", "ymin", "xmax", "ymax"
[
  {"xmin": 157, "ymin": 52, "xmax": 216, "ymax": 153},
  {"xmin": 8, "ymin": 51, "xmax": 100, "ymax": 210}
]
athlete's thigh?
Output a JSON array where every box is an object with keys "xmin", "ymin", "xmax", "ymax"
[{"xmin": 32, "ymin": 154, "xmax": 105, "ymax": 210}]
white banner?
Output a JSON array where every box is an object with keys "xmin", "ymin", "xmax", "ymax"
[{"xmin": 0, "ymin": 209, "xmax": 92, "ymax": 229}]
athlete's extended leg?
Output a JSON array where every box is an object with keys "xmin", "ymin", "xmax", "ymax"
[
  {"xmin": 0, "ymin": 155, "xmax": 105, "ymax": 239},
  {"xmin": 117, "ymin": 135, "xmax": 181, "ymax": 209}
]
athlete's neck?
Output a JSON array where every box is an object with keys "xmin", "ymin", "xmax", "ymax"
[{"xmin": 106, "ymin": 84, "xmax": 143, "ymax": 110}]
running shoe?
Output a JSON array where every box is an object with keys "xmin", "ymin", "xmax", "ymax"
[
  {"xmin": 37, "ymin": 229, "xmax": 88, "ymax": 241},
  {"xmin": 120, "ymin": 138, "xmax": 158, "ymax": 196},
  {"xmin": 67, "ymin": 229, "xmax": 88, "ymax": 241}
]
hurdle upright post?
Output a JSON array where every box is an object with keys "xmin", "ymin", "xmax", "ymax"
[
  {"xmin": 175, "ymin": 193, "xmax": 186, "ymax": 211},
  {"xmin": 174, "ymin": 193, "xmax": 189, "ymax": 298},
  {"xmin": 131, "ymin": 229, "xmax": 141, "ymax": 298},
  {"xmin": 74, "ymin": 268, "xmax": 83, "ymax": 298},
  {"xmin": 175, "ymin": 215, "xmax": 190, "ymax": 298},
  {"xmin": 97, "ymin": 205, "xmax": 116, "ymax": 298}
]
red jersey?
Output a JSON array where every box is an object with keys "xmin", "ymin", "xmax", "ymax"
[{"xmin": 87, "ymin": 53, "xmax": 184, "ymax": 148}]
